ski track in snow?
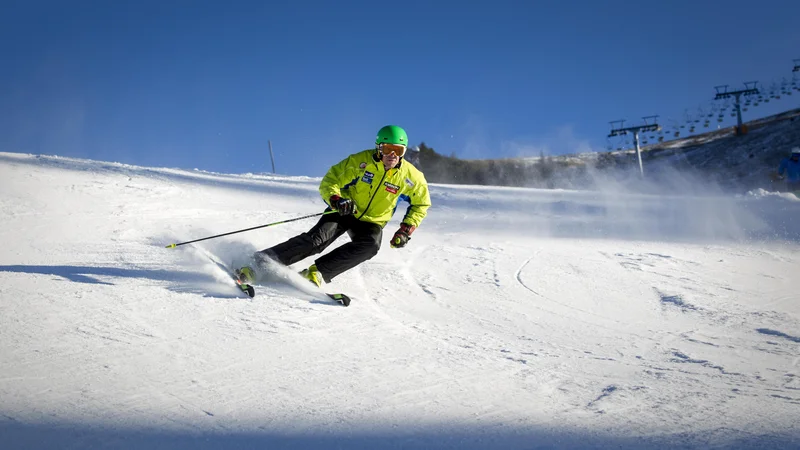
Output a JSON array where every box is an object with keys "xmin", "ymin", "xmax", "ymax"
[{"xmin": 1, "ymin": 152, "xmax": 799, "ymax": 449}]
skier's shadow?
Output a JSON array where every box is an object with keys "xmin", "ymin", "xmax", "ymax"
[
  {"xmin": 0, "ymin": 264, "xmax": 209, "ymax": 287},
  {"xmin": 0, "ymin": 264, "xmax": 341, "ymax": 303}
]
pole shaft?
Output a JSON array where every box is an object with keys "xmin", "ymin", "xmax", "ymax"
[{"xmin": 166, "ymin": 211, "xmax": 333, "ymax": 248}]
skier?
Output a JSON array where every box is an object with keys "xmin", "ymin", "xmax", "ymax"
[
  {"xmin": 776, "ymin": 147, "xmax": 800, "ymax": 194},
  {"xmin": 237, "ymin": 125, "xmax": 431, "ymax": 288}
]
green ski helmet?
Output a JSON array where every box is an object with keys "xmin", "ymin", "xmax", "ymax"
[{"xmin": 375, "ymin": 125, "xmax": 408, "ymax": 147}]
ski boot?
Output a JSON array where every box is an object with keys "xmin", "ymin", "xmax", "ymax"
[
  {"xmin": 234, "ymin": 266, "xmax": 256, "ymax": 297},
  {"xmin": 299, "ymin": 264, "xmax": 323, "ymax": 288},
  {"xmin": 235, "ymin": 266, "xmax": 256, "ymax": 284}
]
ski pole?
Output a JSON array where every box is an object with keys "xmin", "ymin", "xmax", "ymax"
[{"xmin": 165, "ymin": 210, "xmax": 336, "ymax": 248}]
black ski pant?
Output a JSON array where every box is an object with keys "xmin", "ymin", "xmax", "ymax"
[{"xmin": 255, "ymin": 212, "xmax": 383, "ymax": 282}]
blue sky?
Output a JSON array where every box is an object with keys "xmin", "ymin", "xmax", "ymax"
[{"xmin": 2, "ymin": 0, "xmax": 799, "ymax": 177}]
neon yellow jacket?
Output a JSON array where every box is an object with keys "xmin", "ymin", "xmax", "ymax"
[{"xmin": 320, "ymin": 149, "xmax": 431, "ymax": 228}]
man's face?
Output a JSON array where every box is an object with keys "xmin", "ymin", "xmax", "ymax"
[
  {"xmin": 382, "ymin": 151, "xmax": 400, "ymax": 168},
  {"xmin": 379, "ymin": 144, "xmax": 406, "ymax": 169}
]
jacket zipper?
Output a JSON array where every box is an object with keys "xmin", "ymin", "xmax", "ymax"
[{"xmin": 357, "ymin": 165, "xmax": 389, "ymax": 221}]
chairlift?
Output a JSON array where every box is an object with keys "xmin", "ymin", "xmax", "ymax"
[
  {"xmin": 658, "ymin": 136, "xmax": 665, "ymax": 142},
  {"xmin": 673, "ymin": 131, "xmax": 680, "ymax": 137}
]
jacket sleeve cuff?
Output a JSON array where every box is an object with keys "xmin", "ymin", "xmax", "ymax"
[{"xmin": 400, "ymin": 223, "xmax": 416, "ymax": 236}]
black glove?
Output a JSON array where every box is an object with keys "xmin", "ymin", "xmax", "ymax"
[
  {"xmin": 329, "ymin": 195, "xmax": 355, "ymax": 216},
  {"xmin": 390, "ymin": 223, "xmax": 416, "ymax": 248}
]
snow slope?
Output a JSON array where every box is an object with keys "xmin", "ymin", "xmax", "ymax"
[{"xmin": 1, "ymin": 152, "xmax": 799, "ymax": 449}]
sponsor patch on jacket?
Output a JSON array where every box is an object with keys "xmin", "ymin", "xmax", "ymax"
[
  {"xmin": 359, "ymin": 162, "xmax": 367, "ymax": 169},
  {"xmin": 384, "ymin": 181, "xmax": 400, "ymax": 194},
  {"xmin": 404, "ymin": 178, "xmax": 415, "ymax": 188},
  {"xmin": 361, "ymin": 171, "xmax": 374, "ymax": 184}
]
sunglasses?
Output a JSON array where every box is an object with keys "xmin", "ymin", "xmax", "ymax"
[{"xmin": 379, "ymin": 143, "xmax": 407, "ymax": 157}]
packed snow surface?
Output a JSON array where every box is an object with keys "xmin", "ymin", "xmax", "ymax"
[{"xmin": 1, "ymin": 152, "xmax": 799, "ymax": 449}]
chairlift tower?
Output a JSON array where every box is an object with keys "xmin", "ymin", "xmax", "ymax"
[
  {"xmin": 608, "ymin": 116, "xmax": 661, "ymax": 177},
  {"xmin": 714, "ymin": 82, "xmax": 759, "ymax": 135}
]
